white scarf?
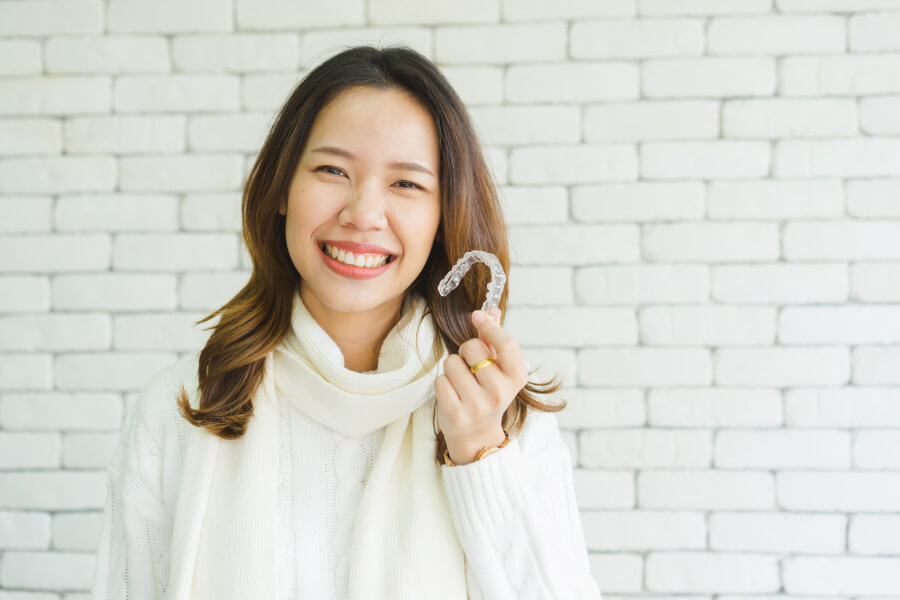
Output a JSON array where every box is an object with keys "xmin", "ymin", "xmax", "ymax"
[{"xmin": 166, "ymin": 289, "xmax": 468, "ymax": 598}]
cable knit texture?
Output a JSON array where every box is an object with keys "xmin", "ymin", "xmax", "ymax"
[{"xmin": 90, "ymin": 290, "xmax": 602, "ymax": 599}]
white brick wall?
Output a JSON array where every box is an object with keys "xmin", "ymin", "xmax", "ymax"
[{"xmin": 1, "ymin": 0, "xmax": 898, "ymax": 596}]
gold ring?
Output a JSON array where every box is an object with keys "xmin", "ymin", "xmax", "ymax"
[{"xmin": 469, "ymin": 357, "xmax": 496, "ymax": 373}]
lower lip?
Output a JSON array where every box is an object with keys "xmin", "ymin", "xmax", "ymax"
[{"xmin": 318, "ymin": 244, "xmax": 395, "ymax": 280}]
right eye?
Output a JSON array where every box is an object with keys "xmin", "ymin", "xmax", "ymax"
[{"xmin": 316, "ymin": 165, "xmax": 346, "ymax": 177}]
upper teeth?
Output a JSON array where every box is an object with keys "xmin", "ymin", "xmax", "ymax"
[{"xmin": 323, "ymin": 243, "xmax": 391, "ymax": 268}]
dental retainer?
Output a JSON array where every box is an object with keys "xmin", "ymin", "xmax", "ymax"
[{"xmin": 437, "ymin": 250, "xmax": 506, "ymax": 314}]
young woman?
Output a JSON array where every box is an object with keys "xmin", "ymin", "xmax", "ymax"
[{"xmin": 91, "ymin": 45, "xmax": 601, "ymax": 600}]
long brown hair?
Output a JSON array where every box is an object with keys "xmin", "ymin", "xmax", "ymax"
[{"xmin": 176, "ymin": 44, "xmax": 566, "ymax": 463}]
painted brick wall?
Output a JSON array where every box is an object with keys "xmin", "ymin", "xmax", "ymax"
[{"xmin": 1, "ymin": 0, "xmax": 899, "ymax": 596}]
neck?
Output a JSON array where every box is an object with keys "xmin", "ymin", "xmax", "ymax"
[{"xmin": 299, "ymin": 286, "xmax": 405, "ymax": 373}]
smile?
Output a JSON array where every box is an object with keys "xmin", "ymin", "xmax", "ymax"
[{"xmin": 318, "ymin": 242, "xmax": 396, "ymax": 280}]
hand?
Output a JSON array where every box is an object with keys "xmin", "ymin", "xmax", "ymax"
[{"xmin": 434, "ymin": 307, "xmax": 529, "ymax": 464}]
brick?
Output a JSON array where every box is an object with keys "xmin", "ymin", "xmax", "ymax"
[
  {"xmin": 45, "ymin": 36, "xmax": 169, "ymax": 74},
  {"xmin": 584, "ymin": 101, "xmax": 718, "ymax": 142},
  {"xmin": 499, "ymin": 186, "xmax": 568, "ymax": 225},
  {"xmin": 713, "ymin": 263, "xmax": 847, "ymax": 304},
  {"xmin": 0, "ymin": 118, "xmax": 62, "ymax": 155},
  {"xmin": 241, "ymin": 73, "xmax": 301, "ymax": 111},
  {"xmin": 237, "ymin": 0, "xmax": 364, "ymax": 28},
  {"xmin": 507, "ymin": 62, "xmax": 639, "ymax": 102},
  {"xmin": 855, "ymin": 346, "xmax": 900, "ymax": 385},
  {"xmin": 717, "ymin": 347, "xmax": 849, "ymax": 386},
  {"xmin": 640, "ymin": 306, "xmax": 775, "ymax": 345},
  {"xmin": 783, "ymin": 556, "xmax": 900, "ymax": 595},
  {"xmin": 853, "ymin": 262, "xmax": 900, "ymax": 301},
  {"xmin": 850, "ymin": 12, "xmax": 900, "ymax": 51},
  {"xmin": 0, "ymin": 472, "xmax": 106, "ymax": 510},
  {"xmin": 367, "ymin": 0, "xmax": 494, "ymax": 25},
  {"xmin": 854, "ymin": 430, "xmax": 900, "ymax": 469},
  {"xmin": 784, "ymin": 221, "xmax": 900, "ymax": 260},
  {"xmin": 0, "ymin": 157, "xmax": 116, "ymax": 194},
  {"xmin": 52, "ymin": 512, "xmax": 103, "ymax": 551},
  {"xmin": 0, "ymin": 234, "xmax": 110, "ymax": 272},
  {"xmin": 643, "ymin": 58, "xmax": 775, "ymax": 98},
  {"xmin": 64, "ymin": 115, "xmax": 185, "ymax": 154},
  {"xmin": 506, "ymin": 306, "xmax": 635, "ymax": 346},
  {"xmin": 300, "ymin": 28, "xmax": 432, "ymax": 69},
  {"xmin": 436, "ymin": 23, "xmax": 565, "ymax": 64},
  {"xmin": 648, "ymin": 388, "xmax": 782, "ymax": 427},
  {"xmin": 506, "ymin": 266, "xmax": 572, "ymax": 306},
  {"xmin": 173, "ymin": 34, "xmax": 299, "ymax": 72},
  {"xmin": 643, "ymin": 222, "xmax": 779, "ymax": 262},
  {"xmin": 509, "ymin": 145, "xmax": 638, "ymax": 184},
  {"xmin": 436, "ymin": 65, "xmax": 503, "ymax": 105},
  {"xmin": 0, "ymin": 314, "xmax": 109, "ymax": 351},
  {"xmin": 711, "ymin": 512, "xmax": 845, "ymax": 553},
  {"xmin": 642, "ymin": 141, "xmax": 771, "ymax": 179},
  {"xmin": 587, "ymin": 553, "xmax": 642, "ymax": 594},
  {"xmin": 775, "ymin": 139, "xmax": 900, "ymax": 178},
  {"xmin": 779, "ymin": 0, "xmax": 900, "ymax": 11},
  {"xmin": 119, "ymin": 154, "xmax": 244, "ymax": 192},
  {"xmin": 510, "ymin": 224, "xmax": 639, "ymax": 264},
  {"xmin": 113, "ymin": 312, "xmax": 211, "ymax": 350},
  {"xmin": 781, "ymin": 305, "xmax": 900, "ymax": 344},
  {"xmin": 0, "ymin": 433, "xmax": 60, "ymax": 469},
  {"xmin": 0, "ymin": 393, "xmax": 122, "ymax": 431},
  {"xmin": 575, "ymin": 264, "xmax": 710, "ymax": 305},
  {"xmin": 646, "ymin": 552, "xmax": 779, "ymax": 593},
  {"xmin": 54, "ymin": 353, "xmax": 176, "ymax": 391},
  {"xmin": 469, "ymin": 105, "xmax": 579, "ymax": 145},
  {"xmin": 181, "ymin": 192, "xmax": 242, "ymax": 231},
  {"xmin": 639, "ymin": 470, "xmax": 775, "ymax": 510},
  {"xmin": 716, "ymin": 430, "xmax": 851, "ymax": 469},
  {"xmin": 708, "ymin": 15, "xmax": 845, "ymax": 54},
  {"xmin": 640, "ymin": 0, "xmax": 772, "ymax": 15},
  {"xmin": 0, "ymin": 40, "xmax": 42, "ymax": 76},
  {"xmin": 778, "ymin": 471, "xmax": 900, "ymax": 511},
  {"xmin": 579, "ymin": 348, "xmax": 712, "ymax": 386},
  {"xmin": 108, "ymin": 0, "xmax": 232, "ymax": 32},
  {"xmin": 114, "ymin": 74, "xmax": 240, "ymax": 112},
  {"xmin": 850, "ymin": 515, "xmax": 900, "ymax": 554},
  {"xmin": 0, "ymin": 355, "xmax": 52, "ymax": 391},
  {"xmin": 113, "ymin": 233, "xmax": 239, "ymax": 270},
  {"xmin": 555, "ymin": 389, "xmax": 646, "ymax": 429},
  {"xmin": 0, "ymin": 0, "xmax": 102, "ymax": 36},
  {"xmin": 708, "ymin": 179, "xmax": 843, "ymax": 219},
  {"xmin": 504, "ymin": 0, "xmax": 635, "ymax": 20},
  {"xmin": 723, "ymin": 98, "xmax": 857, "ymax": 138},
  {"xmin": 0, "ymin": 276, "xmax": 50, "ymax": 312},
  {"xmin": 781, "ymin": 55, "xmax": 900, "ymax": 96},
  {"xmin": 0, "ymin": 197, "xmax": 53, "ymax": 233},
  {"xmin": 179, "ymin": 272, "xmax": 250, "ymax": 310},
  {"xmin": 571, "ymin": 18, "xmax": 704, "ymax": 58},
  {"xmin": 582, "ymin": 429, "xmax": 711, "ymax": 469},
  {"xmin": 860, "ymin": 96, "xmax": 900, "ymax": 135},
  {"xmin": 56, "ymin": 194, "xmax": 179, "ymax": 232},
  {"xmin": 0, "ymin": 511, "xmax": 50, "ymax": 550},
  {"xmin": 187, "ymin": 113, "xmax": 271, "ymax": 151},
  {"xmin": 62, "ymin": 432, "xmax": 121, "ymax": 468},
  {"xmin": 521, "ymin": 348, "xmax": 577, "ymax": 391},
  {"xmin": 582, "ymin": 510, "xmax": 706, "ymax": 550},
  {"xmin": 0, "ymin": 550, "xmax": 95, "ymax": 591},
  {"xmin": 572, "ymin": 470, "xmax": 635, "ymax": 509},
  {"xmin": 53, "ymin": 274, "xmax": 177, "ymax": 311},
  {"xmin": 0, "ymin": 77, "xmax": 110, "ymax": 116},
  {"xmin": 786, "ymin": 387, "xmax": 900, "ymax": 428}
]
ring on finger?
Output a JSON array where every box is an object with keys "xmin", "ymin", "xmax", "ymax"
[{"xmin": 469, "ymin": 356, "xmax": 496, "ymax": 374}]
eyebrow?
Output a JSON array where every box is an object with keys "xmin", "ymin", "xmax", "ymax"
[{"xmin": 310, "ymin": 145, "xmax": 435, "ymax": 178}]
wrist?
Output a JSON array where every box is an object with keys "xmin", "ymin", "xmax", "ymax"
[{"xmin": 445, "ymin": 428, "xmax": 507, "ymax": 466}]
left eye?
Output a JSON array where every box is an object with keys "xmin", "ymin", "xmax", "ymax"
[{"xmin": 315, "ymin": 166, "xmax": 423, "ymax": 190}]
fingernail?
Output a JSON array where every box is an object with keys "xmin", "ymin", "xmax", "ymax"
[{"xmin": 472, "ymin": 310, "xmax": 485, "ymax": 324}]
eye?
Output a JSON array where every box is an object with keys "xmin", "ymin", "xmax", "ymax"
[
  {"xmin": 316, "ymin": 165, "xmax": 346, "ymax": 177},
  {"xmin": 396, "ymin": 180, "xmax": 424, "ymax": 190}
]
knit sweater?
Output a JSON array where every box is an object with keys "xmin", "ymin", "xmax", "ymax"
[{"xmin": 90, "ymin": 351, "xmax": 602, "ymax": 599}]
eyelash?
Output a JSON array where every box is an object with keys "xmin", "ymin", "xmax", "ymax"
[{"xmin": 315, "ymin": 165, "xmax": 424, "ymax": 191}]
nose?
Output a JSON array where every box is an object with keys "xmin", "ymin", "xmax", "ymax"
[{"xmin": 338, "ymin": 181, "xmax": 389, "ymax": 231}]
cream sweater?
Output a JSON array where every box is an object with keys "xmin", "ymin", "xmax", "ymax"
[{"xmin": 90, "ymin": 350, "xmax": 602, "ymax": 599}]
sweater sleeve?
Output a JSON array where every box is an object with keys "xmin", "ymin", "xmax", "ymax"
[
  {"xmin": 439, "ymin": 410, "xmax": 601, "ymax": 600},
  {"xmin": 91, "ymin": 360, "xmax": 190, "ymax": 600}
]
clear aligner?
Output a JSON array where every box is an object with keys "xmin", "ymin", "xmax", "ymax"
[{"xmin": 437, "ymin": 250, "xmax": 506, "ymax": 314}]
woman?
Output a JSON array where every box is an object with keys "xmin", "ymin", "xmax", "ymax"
[{"xmin": 91, "ymin": 44, "xmax": 601, "ymax": 599}]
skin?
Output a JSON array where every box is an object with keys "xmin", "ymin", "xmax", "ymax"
[{"xmin": 280, "ymin": 84, "xmax": 528, "ymax": 464}]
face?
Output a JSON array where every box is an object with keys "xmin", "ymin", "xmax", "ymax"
[{"xmin": 280, "ymin": 85, "xmax": 442, "ymax": 319}]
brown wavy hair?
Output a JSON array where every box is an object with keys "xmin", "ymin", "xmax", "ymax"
[{"xmin": 176, "ymin": 44, "xmax": 566, "ymax": 463}]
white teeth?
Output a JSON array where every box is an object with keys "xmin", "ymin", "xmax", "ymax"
[{"xmin": 323, "ymin": 243, "xmax": 390, "ymax": 268}]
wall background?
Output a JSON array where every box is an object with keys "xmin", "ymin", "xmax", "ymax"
[{"xmin": 1, "ymin": 0, "xmax": 900, "ymax": 596}]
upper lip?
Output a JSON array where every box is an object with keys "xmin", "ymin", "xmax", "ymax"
[{"xmin": 319, "ymin": 239, "xmax": 397, "ymax": 256}]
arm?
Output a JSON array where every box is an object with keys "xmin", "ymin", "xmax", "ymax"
[{"xmin": 440, "ymin": 410, "xmax": 602, "ymax": 600}]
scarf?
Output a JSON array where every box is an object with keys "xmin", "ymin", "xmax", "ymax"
[{"xmin": 165, "ymin": 289, "xmax": 468, "ymax": 598}]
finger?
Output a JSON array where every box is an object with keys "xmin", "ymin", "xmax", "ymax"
[
  {"xmin": 445, "ymin": 354, "xmax": 491, "ymax": 408},
  {"xmin": 471, "ymin": 310, "xmax": 520, "ymax": 377},
  {"xmin": 434, "ymin": 372, "xmax": 462, "ymax": 408}
]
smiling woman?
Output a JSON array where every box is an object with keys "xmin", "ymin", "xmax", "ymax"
[{"xmin": 91, "ymin": 44, "xmax": 601, "ymax": 600}]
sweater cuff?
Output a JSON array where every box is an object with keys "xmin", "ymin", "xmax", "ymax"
[{"xmin": 440, "ymin": 437, "xmax": 530, "ymax": 538}]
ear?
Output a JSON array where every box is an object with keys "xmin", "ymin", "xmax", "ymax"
[{"xmin": 278, "ymin": 198, "xmax": 286, "ymax": 216}]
